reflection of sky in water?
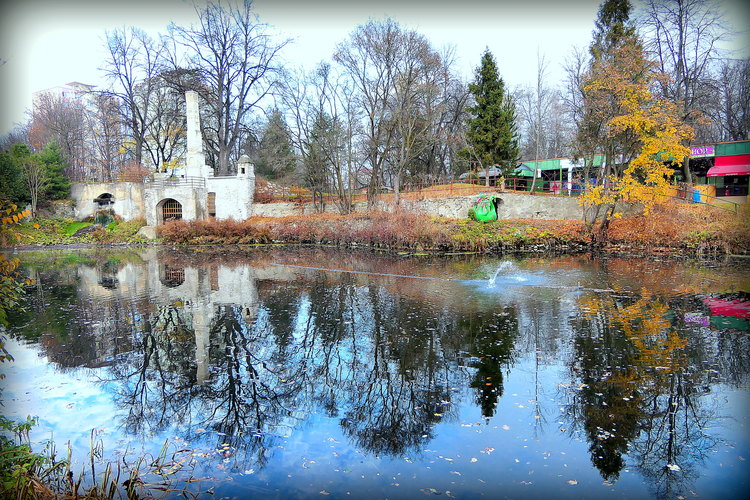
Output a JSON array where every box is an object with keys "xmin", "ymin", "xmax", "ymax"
[{"xmin": 3, "ymin": 249, "xmax": 749, "ymax": 498}]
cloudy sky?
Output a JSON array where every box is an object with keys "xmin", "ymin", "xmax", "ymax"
[{"xmin": 1, "ymin": 0, "xmax": 748, "ymax": 135}]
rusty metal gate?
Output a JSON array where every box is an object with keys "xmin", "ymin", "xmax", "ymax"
[
  {"xmin": 207, "ymin": 192, "xmax": 216, "ymax": 218},
  {"xmin": 162, "ymin": 199, "xmax": 182, "ymax": 222}
]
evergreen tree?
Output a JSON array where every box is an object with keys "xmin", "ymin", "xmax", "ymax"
[
  {"xmin": 589, "ymin": 0, "xmax": 636, "ymax": 61},
  {"xmin": 36, "ymin": 142, "xmax": 70, "ymax": 200},
  {"xmin": 303, "ymin": 111, "xmax": 338, "ymax": 210},
  {"xmin": 254, "ymin": 109, "xmax": 297, "ymax": 180},
  {"xmin": 464, "ymin": 49, "xmax": 520, "ymax": 179},
  {"xmin": 0, "ymin": 148, "xmax": 27, "ymax": 204}
]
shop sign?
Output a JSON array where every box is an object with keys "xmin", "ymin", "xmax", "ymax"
[{"xmin": 691, "ymin": 145, "xmax": 714, "ymax": 158}]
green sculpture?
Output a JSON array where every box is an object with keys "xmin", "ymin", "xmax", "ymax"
[{"xmin": 471, "ymin": 193, "xmax": 497, "ymax": 222}]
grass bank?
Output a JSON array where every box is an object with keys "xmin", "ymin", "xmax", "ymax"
[
  {"xmin": 5, "ymin": 203, "xmax": 749, "ymax": 256},
  {"xmin": 156, "ymin": 204, "xmax": 750, "ymax": 255},
  {"xmin": 8, "ymin": 217, "xmax": 148, "ymax": 247}
]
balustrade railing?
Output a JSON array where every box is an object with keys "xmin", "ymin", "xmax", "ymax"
[{"xmin": 145, "ymin": 176, "xmax": 206, "ymax": 190}]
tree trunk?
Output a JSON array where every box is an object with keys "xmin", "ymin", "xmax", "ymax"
[
  {"xmin": 218, "ymin": 145, "xmax": 230, "ymax": 176},
  {"xmin": 394, "ymin": 173, "xmax": 401, "ymax": 206},
  {"xmin": 683, "ymin": 159, "xmax": 693, "ymax": 184},
  {"xmin": 595, "ymin": 203, "xmax": 616, "ymax": 243}
]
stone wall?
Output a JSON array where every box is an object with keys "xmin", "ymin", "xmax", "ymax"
[
  {"xmin": 70, "ymin": 182, "xmax": 144, "ymax": 221},
  {"xmin": 252, "ymin": 192, "xmax": 586, "ymax": 220},
  {"xmin": 208, "ymin": 176, "xmax": 255, "ymax": 220}
]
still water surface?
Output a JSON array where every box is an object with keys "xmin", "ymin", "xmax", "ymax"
[{"xmin": 2, "ymin": 247, "xmax": 749, "ymax": 499}]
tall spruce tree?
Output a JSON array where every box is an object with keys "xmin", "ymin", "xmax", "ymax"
[
  {"xmin": 575, "ymin": 0, "xmax": 638, "ymax": 181},
  {"xmin": 254, "ymin": 109, "xmax": 297, "ymax": 180},
  {"xmin": 465, "ymin": 49, "xmax": 519, "ymax": 182},
  {"xmin": 589, "ymin": 0, "xmax": 635, "ymax": 61}
]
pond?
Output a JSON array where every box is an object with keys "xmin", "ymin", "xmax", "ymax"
[{"xmin": 2, "ymin": 247, "xmax": 749, "ymax": 499}]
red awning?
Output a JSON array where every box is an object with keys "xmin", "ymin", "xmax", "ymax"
[
  {"xmin": 704, "ymin": 298, "xmax": 750, "ymax": 319},
  {"xmin": 706, "ymin": 154, "xmax": 750, "ymax": 176}
]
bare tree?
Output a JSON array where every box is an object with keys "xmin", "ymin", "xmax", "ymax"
[
  {"xmin": 280, "ymin": 63, "xmax": 360, "ymax": 213},
  {"xmin": 422, "ymin": 50, "xmax": 470, "ymax": 181},
  {"xmin": 19, "ymin": 156, "xmax": 47, "ymax": 216},
  {"xmin": 713, "ymin": 57, "xmax": 750, "ymax": 141},
  {"xmin": 638, "ymin": 0, "xmax": 731, "ymax": 144},
  {"xmin": 142, "ymin": 73, "xmax": 187, "ymax": 173},
  {"xmin": 102, "ymin": 27, "xmax": 164, "ymax": 169},
  {"xmin": 546, "ymin": 93, "xmax": 572, "ymax": 159},
  {"xmin": 334, "ymin": 19, "xmax": 455, "ymax": 207},
  {"xmin": 563, "ymin": 45, "xmax": 598, "ymax": 182},
  {"xmin": 87, "ymin": 93, "xmax": 125, "ymax": 182},
  {"xmin": 385, "ymin": 30, "xmax": 445, "ymax": 205},
  {"xmin": 306, "ymin": 63, "xmax": 360, "ymax": 213},
  {"xmin": 0, "ymin": 123, "xmax": 30, "ymax": 153},
  {"xmin": 517, "ymin": 50, "xmax": 552, "ymax": 193},
  {"xmin": 166, "ymin": 0, "xmax": 287, "ymax": 176},
  {"xmin": 30, "ymin": 92, "xmax": 87, "ymax": 181},
  {"xmin": 334, "ymin": 19, "xmax": 403, "ymax": 207}
]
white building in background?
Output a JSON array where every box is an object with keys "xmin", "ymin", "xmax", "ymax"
[
  {"xmin": 32, "ymin": 81, "xmax": 96, "ymax": 109},
  {"xmin": 70, "ymin": 90, "xmax": 256, "ymax": 233}
]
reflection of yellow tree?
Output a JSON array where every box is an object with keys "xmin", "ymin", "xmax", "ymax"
[
  {"xmin": 606, "ymin": 290, "xmax": 687, "ymax": 372},
  {"xmin": 574, "ymin": 288, "xmax": 714, "ymax": 497}
]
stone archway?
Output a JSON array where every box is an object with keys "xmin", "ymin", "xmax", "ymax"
[
  {"xmin": 156, "ymin": 198, "xmax": 183, "ymax": 225},
  {"xmin": 94, "ymin": 193, "xmax": 114, "ymax": 208},
  {"xmin": 93, "ymin": 192, "xmax": 115, "ymax": 224}
]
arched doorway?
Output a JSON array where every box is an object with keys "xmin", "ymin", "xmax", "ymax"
[{"xmin": 157, "ymin": 198, "xmax": 183, "ymax": 224}]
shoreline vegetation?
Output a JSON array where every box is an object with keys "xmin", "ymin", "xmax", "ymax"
[{"xmin": 5, "ymin": 202, "xmax": 750, "ymax": 256}]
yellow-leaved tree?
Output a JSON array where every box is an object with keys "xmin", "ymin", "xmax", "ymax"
[
  {"xmin": 575, "ymin": 1, "xmax": 694, "ymax": 241},
  {"xmin": 1, "ymin": 201, "xmax": 33, "ymax": 368}
]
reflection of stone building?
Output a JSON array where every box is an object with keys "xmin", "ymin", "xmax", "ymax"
[
  {"xmin": 70, "ymin": 91, "xmax": 256, "ymax": 233},
  {"xmin": 78, "ymin": 248, "xmax": 261, "ymax": 383}
]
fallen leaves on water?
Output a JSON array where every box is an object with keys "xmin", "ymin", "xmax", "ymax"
[
  {"xmin": 567, "ymin": 480, "xmax": 578, "ymax": 485},
  {"xmin": 419, "ymin": 488, "xmax": 442, "ymax": 495}
]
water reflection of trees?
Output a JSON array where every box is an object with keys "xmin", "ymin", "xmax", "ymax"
[
  {"xmin": 8, "ymin": 265, "xmax": 146, "ymax": 369},
  {"xmin": 13, "ymin": 250, "xmax": 749, "ymax": 490},
  {"xmin": 33, "ymin": 262, "xmax": 518, "ymax": 466},
  {"xmin": 567, "ymin": 283, "xmax": 731, "ymax": 498},
  {"xmin": 254, "ymin": 275, "xmax": 493, "ymax": 457}
]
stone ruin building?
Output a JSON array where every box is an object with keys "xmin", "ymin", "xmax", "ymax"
[{"xmin": 70, "ymin": 91, "xmax": 256, "ymax": 233}]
